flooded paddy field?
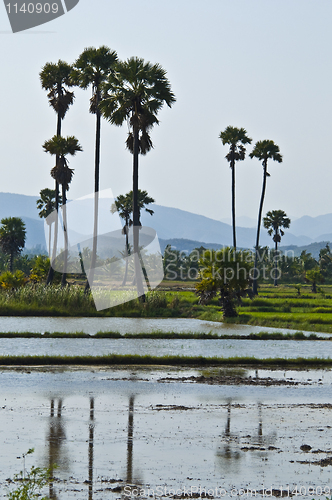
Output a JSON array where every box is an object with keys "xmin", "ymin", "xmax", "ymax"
[
  {"xmin": 1, "ymin": 336, "xmax": 332, "ymax": 359},
  {"xmin": 0, "ymin": 367, "xmax": 332, "ymax": 499},
  {"xmin": 0, "ymin": 316, "xmax": 327, "ymax": 337}
]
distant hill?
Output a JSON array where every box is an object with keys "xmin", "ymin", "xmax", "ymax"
[
  {"xmin": 279, "ymin": 241, "xmax": 332, "ymax": 259},
  {"xmin": 21, "ymin": 217, "xmax": 46, "ymax": 250},
  {"xmin": 159, "ymin": 238, "xmax": 224, "ymax": 254},
  {"xmin": 0, "ymin": 192, "xmax": 40, "ymax": 220},
  {"xmin": 0, "ymin": 191, "xmax": 332, "ymax": 253},
  {"xmin": 141, "ymin": 205, "xmax": 314, "ymax": 248},
  {"xmin": 290, "ymin": 214, "xmax": 332, "ymax": 239},
  {"xmin": 160, "ymin": 238, "xmax": 332, "ymax": 259}
]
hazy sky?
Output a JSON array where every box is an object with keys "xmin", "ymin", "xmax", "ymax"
[{"xmin": 1, "ymin": 0, "xmax": 331, "ymax": 224}]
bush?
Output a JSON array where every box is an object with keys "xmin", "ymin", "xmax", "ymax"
[
  {"xmin": 0, "ymin": 270, "xmax": 26, "ymax": 289},
  {"xmin": 29, "ymin": 255, "xmax": 50, "ymax": 283},
  {"xmin": 6, "ymin": 448, "xmax": 54, "ymax": 500},
  {"xmin": 145, "ymin": 291, "xmax": 167, "ymax": 308}
]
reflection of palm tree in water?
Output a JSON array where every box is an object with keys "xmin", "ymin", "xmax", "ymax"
[
  {"xmin": 258, "ymin": 402, "xmax": 263, "ymax": 443},
  {"xmin": 48, "ymin": 399, "xmax": 66, "ymax": 500},
  {"xmin": 221, "ymin": 400, "xmax": 241, "ymax": 461},
  {"xmin": 249, "ymin": 402, "xmax": 276, "ymax": 447},
  {"xmin": 123, "ymin": 394, "xmax": 144, "ymax": 499},
  {"xmin": 88, "ymin": 397, "xmax": 95, "ymax": 500},
  {"xmin": 216, "ymin": 399, "xmax": 242, "ymax": 473},
  {"xmin": 126, "ymin": 395, "xmax": 134, "ymax": 485}
]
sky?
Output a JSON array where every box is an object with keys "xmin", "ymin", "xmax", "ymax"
[{"xmin": 0, "ymin": 0, "xmax": 331, "ymax": 225}]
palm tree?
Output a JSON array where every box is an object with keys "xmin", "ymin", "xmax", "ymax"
[
  {"xmin": 40, "ymin": 60, "xmax": 75, "ymax": 284},
  {"xmin": 72, "ymin": 46, "xmax": 118, "ymax": 292},
  {"xmin": 249, "ymin": 140, "xmax": 282, "ymax": 294},
  {"xmin": 37, "ymin": 188, "xmax": 62, "ymax": 257},
  {"xmin": 0, "ymin": 217, "xmax": 26, "ymax": 272},
  {"xmin": 100, "ymin": 57, "xmax": 175, "ymax": 298},
  {"xmin": 111, "ymin": 190, "xmax": 155, "ymax": 285},
  {"xmin": 219, "ymin": 126, "xmax": 252, "ymax": 250},
  {"xmin": 305, "ymin": 267, "xmax": 324, "ymax": 293},
  {"xmin": 263, "ymin": 210, "xmax": 290, "ymax": 286},
  {"xmin": 43, "ymin": 135, "xmax": 83, "ymax": 287}
]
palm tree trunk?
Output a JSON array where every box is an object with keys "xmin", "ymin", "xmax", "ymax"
[
  {"xmin": 253, "ymin": 161, "xmax": 268, "ymax": 295},
  {"xmin": 48, "ymin": 222, "xmax": 52, "ymax": 258},
  {"xmin": 122, "ymin": 223, "xmax": 129, "ymax": 286},
  {"xmin": 231, "ymin": 156, "xmax": 236, "ymax": 250},
  {"xmin": 47, "ymin": 108, "xmax": 62, "ymax": 285},
  {"xmin": 61, "ymin": 185, "xmax": 68, "ymax": 287},
  {"xmin": 85, "ymin": 90, "xmax": 101, "ymax": 293},
  {"xmin": 274, "ymin": 234, "xmax": 278, "ymax": 286},
  {"xmin": 132, "ymin": 124, "xmax": 145, "ymax": 301}
]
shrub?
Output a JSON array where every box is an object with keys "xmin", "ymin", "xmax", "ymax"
[
  {"xmin": 6, "ymin": 448, "xmax": 54, "ymax": 500},
  {"xmin": 145, "ymin": 291, "xmax": 167, "ymax": 308},
  {"xmin": 0, "ymin": 270, "xmax": 26, "ymax": 289},
  {"xmin": 29, "ymin": 255, "xmax": 50, "ymax": 283}
]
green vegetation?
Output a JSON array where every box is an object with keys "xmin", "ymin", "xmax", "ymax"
[
  {"xmin": 111, "ymin": 189, "xmax": 155, "ymax": 286},
  {"xmin": 263, "ymin": 210, "xmax": 291, "ymax": 286},
  {"xmin": 37, "ymin": 188, "xmax": 61, "ymax": 258},
  {"xmin": 236, "ymin": 284, "xmax": 332, "ymax": 333},
  {"xmin": 0, "ymin": 217, "xmax": 26, "ymax": 272},
  {"xmin": 0, "ymin": 287, "xmax": 208, "ymax": 318},
  {"xmin": 6, "ymin": 449, "xmax": 53, "ymax": 500},
  {"xmin": 0, "ymin": 330, "xmax": 330, "ymax": 341},
  {"xmin": 195, "ymin": 247, "xmax": 252, "ymax": 317},
  {"xmin": 0, "ymin": 354, "xmax": 331, "ymax": 368}
]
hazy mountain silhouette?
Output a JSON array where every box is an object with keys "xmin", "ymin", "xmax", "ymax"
[{"xmin": 0, "ymin": 192, "xmax": 332, "ymax": 252}]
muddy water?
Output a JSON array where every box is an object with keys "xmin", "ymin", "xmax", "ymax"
[
  {"xmin": 1, "ymin": 368, "xmax": 332, "ymax": 500},
  {"xmin": 0, "ymin": 337, "xmax": 331, "ymax": 359}
]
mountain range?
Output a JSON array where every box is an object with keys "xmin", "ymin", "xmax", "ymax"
[{"xmin": 0, "ymin": 192, "xmax": 331, "ymax": 256}]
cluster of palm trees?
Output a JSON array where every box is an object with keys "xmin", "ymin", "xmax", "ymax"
[
  {"xmin": 219, "ymin": 126, "xmax": 290, "ymax": 292},
  {"xmin": 40, "ymin": 46, "xmax": 175, "ymax": 291}
]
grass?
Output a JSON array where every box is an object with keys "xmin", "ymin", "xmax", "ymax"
[
  {"xmin": 0, "ymin": 331, "xmax": 330, "ymax": 340},
  {"xmin": 0, "ymin": 354, "xmax": 331, "ymax": 367},
  {"xmin": 0, "ymin": 285, "xmax": 219, "ymax": 320},
  {"xmin": 232, "ymin": 284, "xmax": 332, "ymax": 333}
]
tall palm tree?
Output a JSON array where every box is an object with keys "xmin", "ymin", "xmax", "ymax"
[
  {"xmin": 263, "ymin": 210, "xmax": 290, "ymax": 286},
  {"xmin": 249, "ymin": 140, "xmax": 282, "ymax": 294},
  {"xmin": 37, "ymin": 188, "xmax": 62, "ymax": 257},
  {"xmin": 43, "ymin": 135, "xmax": 83, "ymax": 287},
  {"xmin": 111, "ymin": 190, "xmax": 155, "ymax": 285},
  {"xmin": 0, "ymin": 217, "xmax": 26, "ymax": 272},
  {"xmin": 100, "ymin": 57, "xmax": 175, "ymax": 298},
  {"xmin": 72, "ymin": 46, "xmax": 118, "ymax": 292},
  {"xmin": 40, "ymin": 60, "xmax": 75, "ymax": 284},
  {"xmin": 219, "ymin": 126, "xmax": 252, "ymax": 250}
]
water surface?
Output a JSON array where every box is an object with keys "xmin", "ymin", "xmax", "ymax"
[
  {"xmin": 0, "ymin": 316, "xmax": 327, "ymax": 336},
  {"xmin": 0, "ymin": 337, "xmax": 331, "ymax": 359},
  {"xmin": 0, "ymin": 368, "xmax": 332, "ymax": 500}
]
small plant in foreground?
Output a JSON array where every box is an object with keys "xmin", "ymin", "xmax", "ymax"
[{"xmin": 6, "ymin": 449, "xmax": 53, "ymax": 500}]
